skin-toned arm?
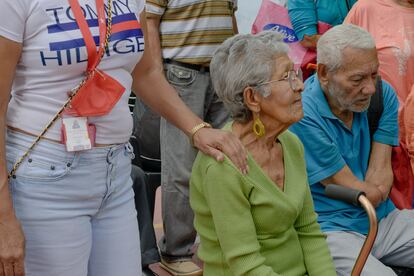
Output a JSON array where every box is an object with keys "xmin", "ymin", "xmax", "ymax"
[
  {"xmin": 132, "ymin": 13, "xmax": 248, "ymax": 173},
  {"xmin": 0, "ymin": 36, "xmax": 25, "ymax": 276},
  {"xmin": 232, "ymin": 14, "xmax": 238, "ymax": 34},
  {"xmin": 321, "ymin": 165, "xmax": 383, "ymax": 207},
  {"xmin": 364, "ymin": 142, "xmax": 393, "ymax": 201},
  {"xmin": 144, "ymin": 14, "xmax": 163, "ymax": 71}
]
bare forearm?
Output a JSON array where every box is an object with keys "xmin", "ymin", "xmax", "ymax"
[
  {"xmin": 133, "ymin": 13, "xmax": 202, "ymax": 136},
  {"xmin": 132, "ymin": 13, "xmax": 248, "ymax": 172},
  {"xmin": 133, "ymin": 70, "xmax": 202, "ymax": 136},
  {"xmin": 0, "ymin": 118, "xmax": 14, "ymax": 219},
  {"xmin": 365, "ymin": 142, "xmax": 393, "ymax": 199},
  {"xmin": 145, "ymin": 15, "xmax": 163, "ymax": 70},
  {"xmin": 321, "ymin": 165, "xmax": 383, "ymax": 207},
  {"xmin": 232, "ymin": 14, "xmax": 238, "ymax": 34},
  {"xmin": 0, "ymin": 36, "xmax": 20, "ymax": 219},
  {"xmin": 321, "ymin": 165, "xmax": 366, "ymax": 191}
]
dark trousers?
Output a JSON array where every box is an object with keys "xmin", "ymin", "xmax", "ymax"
[{"xmin": 131, "ymin": 165, "xmax": 160, "ymax": 267}]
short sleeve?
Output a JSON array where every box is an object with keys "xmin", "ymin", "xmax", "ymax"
[
  {"xmin": 145, "ymin": 0, "xmax": 167, "ymax": 16},
  {"xmin": 344, "ymin": 0, "xmax": 370, "ymax": 26},
  {"xmin": 290, "ymin": 112, "xmax": 346, "ymax": 185},
  {"xmin": 135, "ymin": 0, "xmax": 145, "ymax": 15},
  {"xmin": 0, "ymin": 0, "xmax": 28, "ymax": 43},
  {"xmin": 287, "ymin": 0, "xmax": 318, "ymax": 40},
  {"xmin": 373, "ymin": 81, "xmax": 399, "ymax": 146}
]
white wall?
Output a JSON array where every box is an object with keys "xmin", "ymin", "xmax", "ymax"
[{"xmin": 235, "ymin": 0, "xmax": 262, "ymax": 34}]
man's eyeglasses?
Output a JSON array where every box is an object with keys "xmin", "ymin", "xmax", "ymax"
[{"xmin": 253, "ymin": 68, "xmax": 303, "ymax": 91}]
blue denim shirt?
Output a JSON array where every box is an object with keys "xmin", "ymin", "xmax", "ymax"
[{"xmin": 290, "ymin": 75, "xmax": 398, "ymax": 234}]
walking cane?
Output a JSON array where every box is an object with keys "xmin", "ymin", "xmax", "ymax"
[{"xmin": 325, "ymin": 184, "xmax": 378, "ymax": 276}]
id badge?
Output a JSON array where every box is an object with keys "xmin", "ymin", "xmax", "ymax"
[{"xmin": 61, "ymin": 117, "xmax": 94, "ymax": 152}]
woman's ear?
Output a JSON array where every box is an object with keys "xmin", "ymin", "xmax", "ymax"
[{"xmin": 243, "ymin": 86, "xmax": 262, "ymax": 113}]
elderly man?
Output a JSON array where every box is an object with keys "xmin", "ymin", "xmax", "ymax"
[{"xmin": 290, "ymin": 24, "xmax": 414, "ymax": 275}]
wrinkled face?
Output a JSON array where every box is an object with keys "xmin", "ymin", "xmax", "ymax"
[
  {"xmin": 326, "ymin": 47, "xmax": 379, "ymax": 113},
  {"xmin": 258, "ymin": 54, "xmax": 305, "ymax": 126}
]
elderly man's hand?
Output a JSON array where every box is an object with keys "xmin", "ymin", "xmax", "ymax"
[
  {"xmin": 0, "ymin": 215, "xmax": 25, "ymax": 276},
  {"xmin": 376, "ymin": 184, "xmax": 392, "ymax": 201},
  {"xmin": 367, "ymin": 180, "xmax": 392, "ymax": 202},
  {"xmin": 363, "ymin": 185, "xmax": 384, "ymax": 207},
  {"xmin": 192, "ymin": 128, "xmax": 248, "ymax": 174}
]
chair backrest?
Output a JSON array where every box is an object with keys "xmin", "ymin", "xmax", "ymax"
[
  {"xmin": 128, "ymin": 93, "xmax": 161, "ymax": 168},
  {"xmin": 129, "ymin": 135, "xmax": 161, "ymax": 173}
]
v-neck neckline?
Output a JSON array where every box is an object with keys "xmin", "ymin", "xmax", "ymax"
[
  {"xmin": 247, "ymin": 133, "xmax": 289, "ymax": 195},
  {"xmin": 225, "ymin": 121, "xmax": 290, "ymax": 196}
]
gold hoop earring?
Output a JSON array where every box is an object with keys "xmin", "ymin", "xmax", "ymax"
[{"xmin": 253, "ymin": 117, "xmax": 265, "ymax": 137}]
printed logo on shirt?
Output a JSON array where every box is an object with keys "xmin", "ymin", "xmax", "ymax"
[
  {"xmin": 263, "ymin": 23, "xmax": 298, "ymax": 43},
  {"xmin": 40, "ymin": 0, "xmax": 144, "ymax": 66}
]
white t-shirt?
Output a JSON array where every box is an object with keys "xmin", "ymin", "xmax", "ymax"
[{"xmin": 0, "ymin": 0, "xmax": 145, "ymax": 144}]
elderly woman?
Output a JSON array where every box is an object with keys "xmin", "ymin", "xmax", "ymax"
[{"xmin": 190, "ymin": 32, "xmax": 336, "ymax": 276}]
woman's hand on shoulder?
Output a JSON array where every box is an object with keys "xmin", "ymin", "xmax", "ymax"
[{"xmin": 193, "ymin": 128, "xmax": 248, "ymax": 174}]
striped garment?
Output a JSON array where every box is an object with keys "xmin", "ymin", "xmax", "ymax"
[{"xmin": 146, "ymin": 0, "xmax": 237, "ymax": 65}]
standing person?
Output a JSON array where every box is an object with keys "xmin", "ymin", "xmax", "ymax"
[
  {"xmin": 145, "ymin": 1, "xmax": 238, "ymax": 275},
  {"xmin": 290, "ymin": 24, "xmax": 414, "ymax": 275},
  {"xmin": 345, "ymin": 0, "xmax": 414, "ymax": 208},
  {"xmin": 0, "ymin": 1, "xmax": 248, "ymax": 276},
  {"xmin": 288, "ymin": 0, "xmax": 357, "ymax": 49}
]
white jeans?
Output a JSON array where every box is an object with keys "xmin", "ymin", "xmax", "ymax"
[
  {"xmin": 6, "ymin": 129, "xmax": 141, "ymax": 276},
  {"xmin": 326, "ymin": 209, "xmax": 414, "ymax": 276}
]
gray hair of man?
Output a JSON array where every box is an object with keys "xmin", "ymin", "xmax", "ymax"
[
  {"xmin": 317, "ymin": 24, "xmax": 376, "ymax": 73},
  {"xmin": 210, "ymin": 31, "xmax": 289, "ymax": 123}
]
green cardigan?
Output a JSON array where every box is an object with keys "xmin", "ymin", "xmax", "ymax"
[{"xmin": 190, "ymin": 129, "xmax": 336, "ymax": 276}]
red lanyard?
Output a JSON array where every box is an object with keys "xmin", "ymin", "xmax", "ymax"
[{"xmin": 68, "ymin": 0, "xmax": 107, "ymax": 72}]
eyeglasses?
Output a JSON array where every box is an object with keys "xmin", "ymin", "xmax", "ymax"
[{"xmin": 254, "ymin": 68, "xmax": 303, "ymax": 91}]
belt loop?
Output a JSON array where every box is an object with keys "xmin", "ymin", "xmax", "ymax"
[
  {"xmin": 125, "ymin": 142, "xmax": 135, "ymax": 160},
  {"xmin": 164, "ymin": 58, "xmax": 209, "ymax": 73}
]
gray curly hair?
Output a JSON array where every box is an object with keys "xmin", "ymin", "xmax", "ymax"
[{"xmin": 210, "ymin": 31, "xmax": 289, "ymax": 123}]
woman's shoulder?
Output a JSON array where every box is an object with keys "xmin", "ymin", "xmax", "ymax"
[
  {"xmin": 191, "ymin": 151, "xmax": 254, "ymax": 198},
  {"xmin": 192, "ymin": 150, "xmax": 243, "ymax": 177}
]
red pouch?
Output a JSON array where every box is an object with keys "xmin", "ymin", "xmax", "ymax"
[
  {"xmin": 68, "ymin": 69, "xmax": 125, "ymax": 117},
  {"xmin": 66, "ymin": 0, "xmax": 125, "ymax": 117}
]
